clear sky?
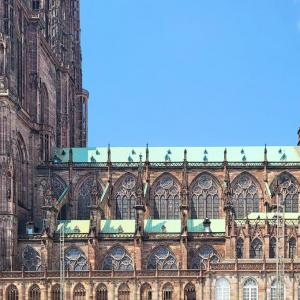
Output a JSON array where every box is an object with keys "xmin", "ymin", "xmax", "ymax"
[{"xmin": 81, "ymin": 0, "xmax": 300, "ymax": 147}]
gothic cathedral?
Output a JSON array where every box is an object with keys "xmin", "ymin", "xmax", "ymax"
[{"xmin": 0, "ymin": 1, "xmax": 300, "ymax": 300}]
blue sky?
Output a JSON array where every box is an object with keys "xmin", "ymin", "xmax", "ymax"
[{"xmin": 81, "ymin": 1, "xmax": 300, "ymax": 147}]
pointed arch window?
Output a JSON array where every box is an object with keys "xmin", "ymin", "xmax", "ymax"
[
  {"xmin": 73, "ymin": 284, "xmax": 86, "ymax": 300},
  {"xmin": 118, "ymin": 284, "xmax": 130, "ymax": 300},
  {"xmin": 114, "ymin": 174, "xmax": 136, "ymax": 219},
  {"xmin": 184, "ymin": 283, "xmax": 196, "ymax": 300},
  {"xmin": 15, "ymin": 136, "xmax": 28, "ymax": 209},
  {"xmin": 270, "ymin": 279, "xmax": 284, "ymax": 300},
  {"xmin": 243, "ymin": 278, "xmax": 257, "ymax": 300},
  {"xmin": 77, "ymin": 177, "xmax": 102, "ymax": 220},
  {"xmin": 237, "ymin": 238, "xmax": 244, "ymax": 259},
  {"xmin": 272, "ymin": 173, "xmax": 299, "ymax": 213},
  {"xmin": 289, "ymin": 237, "xmax": 296, "ymax": 259},
  {"xmin": 140, "ymin": 283, "xmax": 152, "ymax": 300},
  {"xmin": 147, "ymin": 246, "xmax": 177, "ymax": 270},
  {"xmin": 162, "ymin": 283, "xmax": 173, "ymax": 300},
  {"xmin": 215, "ymin": 278, "xmax": 230, "ymax": 300},
  {"xmin": 250, "ymin": 238, "xmax": 263, "ymax": 259},
  {"xmin": 6, "ymin": 284, "xmax": 18, "ymax": 300},
  {"xmin": 102, "ymin": 246, "xmax": 133, "ymax": 271},
  {"xmin": 232, "ymin": 174, "xmax": 260, "ymax": 218},
  {"xmin": 29, "ymin": 285, "xmax": 41, "ymax": 300},
  {"xmin": 190, "ymin": 245, "xmax": 220, "ymax": 269},
  {"xmin": 152, "ymin": 175, "xmax": 180, "ymax": 219},
  {"xmin": 64, "ymin": 248, "xmax": 88, "ymax": 271},
  {"xmin": 190, "ymin": 173, "xmax": 220, "ymax": 219},
  {"xmin": 96, "ymin": 284, "xmax": 108, "ymax": 300},
  {"xmin": 51, "ymin": 285, "xmax": 60, "ymax": 300},
  {"xmin": 51, "ymin": 176, "xmax": 66, "ymax": 203},
  {"xmin": 269, "ymin": 237, "xmax": 276, "ymax": 259},
  {"xmin": 22, "ymin": 246, "xmax": 41, "ymax": 271}
]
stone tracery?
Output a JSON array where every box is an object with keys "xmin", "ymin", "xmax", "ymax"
[
  {"xmin": 189, "ymin": 173, "xmax": 220, "ymax": 219},
  {"xmin": 77, "ymin": 176, "xmax": 102, "ymax": 220},
  {"xmin": 190, "ymin": 245, "xmax": 220, "ymax": 269},
  {"xmin": 232, "ymin": 173, "xmax": 260, "ymax": 218},
  {"xmin": 271, "ymin": 172, "xmax": 299, "ymax": 212},
  {"xmin": 102, "ymin": 246, "xmax": 133, "ymax": 271},
  {"xmin": 152, "ymin": 174, "xmax": 180, "ymax": 219},
  {"xmin": 114, "ymin": 174, "xmax": 137, "ymax": 219},
  {"xmin": 22, "ymin": 246, "xmax": 41, "ymax": 272},
  {"xmin": 64, "ymin": 247, "xmax": 88, "ymax": 271},
  {"xmin": 147, "ymin": 246, "xmax": 177, "ymax": 270}
]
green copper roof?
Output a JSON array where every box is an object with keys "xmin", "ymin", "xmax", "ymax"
[
  {"xmin": 187, "ymin": 219, "xmax": 225, "ymax": 233},
  {"xmin": 100, "ymin": 220, "xmax": 136, "ymax": 234},
  {"xmin": 144, "ymin": 219, "xmax": 181, "ymax": 233},
  {"xmin": 53, "ymin": 146, "xmax": 300, "ymax": 163},
  {"xmin": 57, "ymin": 220, "xmax": 90, "ymax": 234}
]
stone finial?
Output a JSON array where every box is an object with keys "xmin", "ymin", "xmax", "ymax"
[
  {"xmin": 69, "ymin": 148, "xmax": 73, "ymax": 163},
  {"xmin": 224, "ymin": 148, "xmax": 227, "ymax": 163},
  {"xmin": 107, "ymin": 144, "xmax": 111, "ymax": 163},
  {"xmin": 146, "ymin": 143, "xmax": 149, "ymax": 163},
  {"xmin": 264, "ymin": 144, "xmax": 268, "ymax": 162}
]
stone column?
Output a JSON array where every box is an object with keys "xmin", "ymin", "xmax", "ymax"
[
  {"xmin": 88, "ymin": 281, "xmax": 94, "ymax": 300},
  {"xmin": 21, "ymin": 282, "xmax": 25, "ymax": 300},
  {"xmin": 244, "ymin": 236, "xmax": 250, "ymax": 258}
]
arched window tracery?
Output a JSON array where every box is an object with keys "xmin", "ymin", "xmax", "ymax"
[
  {"xmin": 152, "ymin": 174, "xmax": 180, "ymax": 219},
  {"xmin": 51, "ymin": 285, "xmax": 60, "ymax": 300},
  {"xmin": 51, "ymin": 175, "xmax": 66, "ymax": 203},
  {"xmin": 102, "ymin": 246, "xmax": 133, "ymax": 271},
  {"xmin": 96, "ymin": 284, "xmax": 108, "ymax": 300},
  {"xmin": 243, "ymin": 278, "xmax": 257, "ymax": 300},
  {"xmin": 190, "ymin": 245, "xmax": 220, "ymax": 269},
  {"xmin": 73, "ymin": 284, "xmax": 86, "ymax": 300},
  {"xmin": 6, "ymin": 284, "xmax": 18, "ymax": 300},
  {"xmin": 270, "ymin": 279, "xmax": 285, "ymax": 300},
  {"xmin": 232, "ymin": 173, "xmax": 260, "ymax": 218},
  {"xmin": 114, "ymin": 174, "xmax": 136, "ymax": 219},
  {"xmin": 215, "ymin": 278, "xmax": 230, "ymax": 300},
  {"xmin": 64, "ymin": 247, "xmax": 88, "ymax": 271},
  {"xmin": 140, "ymin": 283, "xmax": 152, "ymax": 300},
  {"xmin": 250, "ymin": 238, "xmax": 263, "ymax": 259},
  {"xmin": 269, "ymin": 237, "xmax": 276, "ymax": 259},
  {"xmin": 189, "ymin": 173, "xmax": 220, "ymax": 219},
  {"xmin": 289, "ymin": 237, "xmax": 296, "ymax": 259},
  {"xmin": 237, "ymin": 238, "xmax": 244, "ymax": 259},
  {"xmin": 147, "ymin": 246, "xmax": 177, "ymax": 270},
  {"xmin": 271, "ymin": 173, "xmax": 299, "ymax": 213},
  {"xmin": 184, "ymin": 283, "xmax": 196, "ymax": 300},
  {"xmin": 77, "ymin": 177, "xmax": 102, "ymax": 220},
  {"xmin": 29, "ymin": 285, "xmax": 41, "ymax": 300},
  {"xmin": 118, "ymin": 284, "xmax": 130, "ymax": 300},
  {"xmin": 22, "ymin": 246, "xmax": 41, "ymax": 271},
  {"xmin": 162, "ymin": 283, "xmax": 173, "ymax": 300}
]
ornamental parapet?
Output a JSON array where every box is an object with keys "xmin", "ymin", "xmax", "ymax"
[{"xmin": 1, "ymin": 262, "xmax": 300, "ymax": 279}]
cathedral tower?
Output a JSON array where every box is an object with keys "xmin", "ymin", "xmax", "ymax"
[{"xmin": 0, "ymin": 0, "xmax": 88, "ymax": 270}]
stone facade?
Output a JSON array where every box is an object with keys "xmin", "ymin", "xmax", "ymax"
[{"xmin": 1, "ymin": 1, "xmax": 300, "ymax": 300}]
